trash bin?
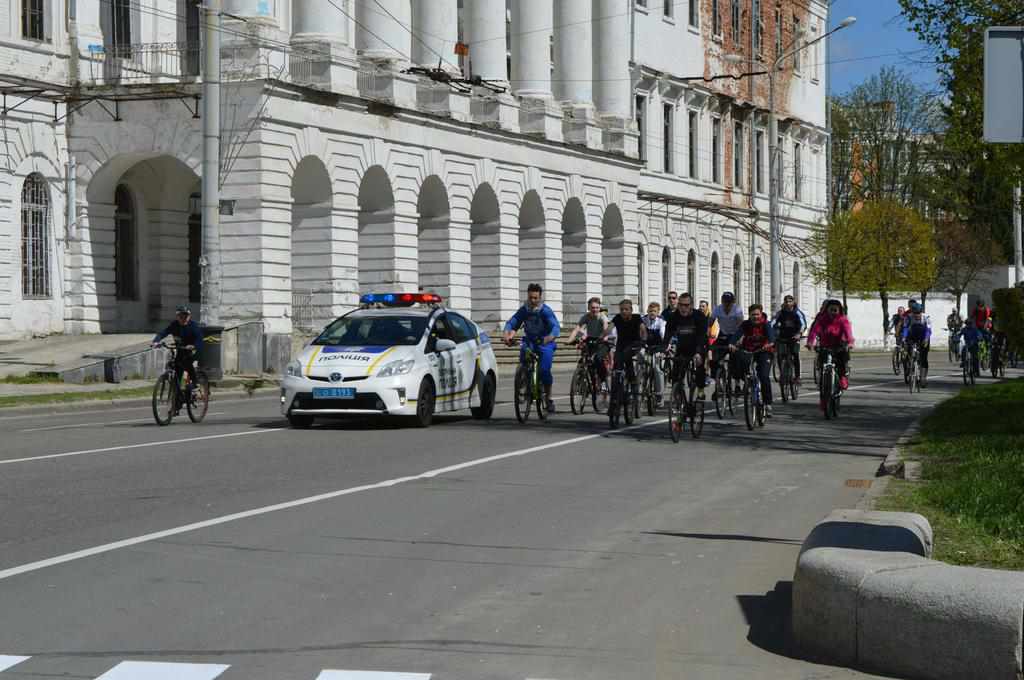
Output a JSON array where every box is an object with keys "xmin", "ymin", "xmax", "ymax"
[{"xmin": 198, "ymin": 325, "xmax": 225, "ymax": 382}]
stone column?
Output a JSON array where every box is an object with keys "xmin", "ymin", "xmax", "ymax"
[
  {"xmin": 411, "ymin": 0, "xmax": 458, "ymax": 68},
  {"xmin": 512, "ymin": 0, "xmax": 563, "ymax": 141},
  {"xmin": 353, "ymin": 0, "xmax": 417, "ymax": 107},
  {"xmin": 292, "ymin": 0, "xmax": 357, "ymax": 93},
  {"xmin": 466, "ymin": 0, "xmax": 519, "ymax": 131},
  {"xmin": 554, "ymin": 0, "xmax": 601, "ymax": 148},
  {"xmin": 593, "ymin": 0, "xmax": 638, "ymax": 157},
  {"xmin": 222, "ymin": 0, "xmax": 288, "ymax": 78}
]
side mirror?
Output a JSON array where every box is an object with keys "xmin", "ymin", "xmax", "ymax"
[{"xmin": 435, "ymin": 338, "xmax": 457, "ymax": 352}]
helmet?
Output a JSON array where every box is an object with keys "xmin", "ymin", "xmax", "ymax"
[
  {"xmin": 721, "ymin": 292, "xmax": 736, "ymax": 303},
  {"xmin": 175, "ymin": 305, "xmax": 192, "ymax": 315},
  {"xmin": 910, "ymin": 302, "xmax": 923, "ymax": 313}
]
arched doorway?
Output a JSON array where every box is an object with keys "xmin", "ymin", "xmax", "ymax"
[
  {"xmin": 710, "ymin": 252, "xmax": 720, "ymax": 303},
  {"xmin": 561, "ymin": 197, "xmax": 589, "ymax": 318},
  {"xmin": 601, "ymin": 204, "xmax": 626, "ymax": 303},
  {"xmin": 754, "ymin": 257, "xmax": 764, "ymax": 306},
  {"xmin": 470, "ymin": 183, "xmax": 503, "ymax": 325},
  {"xmin": 661, "ymin": 246, "xmax": 672, "ymax": 306},
  {"xmin": 291, "ymin": 156, "xmax": 333, "ymax": 331},
  {"xmin": 518, "ymin": 190, "xmax": 549, "ymax": 304},
  {"xmin": 687, "ymin": 249, "xmax": 697, "ymax": 298},
  {"xmin": 358, "ymin": 165, "xmax": 409, "ymax": 293},
  {"xmin": 417, "ymin": 175, "xmax": 452, "ymax": 302},
  {"xmin": 732, "ymin": 254, "xmax": 742, "ymax": 305}
]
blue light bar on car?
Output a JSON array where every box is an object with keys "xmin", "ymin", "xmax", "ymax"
[{"xmin": 359, "ymin": 293, "xmax": 442, "ymax": 306}]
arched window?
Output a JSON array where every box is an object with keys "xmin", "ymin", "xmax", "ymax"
[
  {"xmin": 114, "ymin": 184, "xmax": 137, "ymax": 300},
  {"xmin": 636, "ymin": 244, "xmax": 646, "ymax": 309},
  {"xmin": 792, "ymin": 262, "xmax": 801, "ymax": 305},
  {"xmin": 21, "ymin": 173, "xmax": 51, "ymax": 298},
  {"xmin": 710, "ymin": 252, "xmax": 720, "ymax": 303},
  {"xmin": 687, "ymin": 249, "xmax": 697, "ymax": 297},
  {"xmin": 733, "ymin": 254, "xmax": 742, "ymax": 305},
  {"xmin": 661, "ymin": 246, "xmax": 672, "ymax": 304},
  {"xmin": 754, "ymin": 257, "xmax": 763, "ymax": 306}
]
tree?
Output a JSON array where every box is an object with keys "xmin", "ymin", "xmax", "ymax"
[
  {"xmin": 933, "ymin": 218, "xmax": 1005, "ymax": 314},
  {"xmin": 806, "ymin": 211, "xmax": 870, "ymax": 312},
  {"xmin": 847, "ymin": 200, "xmax": 939, "ymax": 341}
]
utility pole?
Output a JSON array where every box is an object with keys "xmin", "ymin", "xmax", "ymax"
[
  {"xmin": 1015, "ymin": 182, "xmax": 1022, "ymax": 285},
  {"xmin": 201, "ymin": 0, "xmax": 223, "ymax": 325}
]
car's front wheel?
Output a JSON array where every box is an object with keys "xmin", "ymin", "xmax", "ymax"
[
  {"xmin": 287, "ymin": 412, "xmax": 314, "ymax": 429},
  {"xmin": 413, "ymin": 378, "xmax": 436, "ymax": 427},
  {"xmin": 471, "ymin": 370, "xmax": 496, "ymax": 420}
]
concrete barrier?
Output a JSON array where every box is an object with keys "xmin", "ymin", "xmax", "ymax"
[
  {"xmin": 794, "ymin": 546, "xmax": 1024, "ymax": 680},
  {"xmin": 799, "ymin": 509, "xmax": 933, "ymax": 558}
]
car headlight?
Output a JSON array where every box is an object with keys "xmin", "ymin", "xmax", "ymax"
[
  {"xmin": 286, "ymin": 359, "xmax": 303, "ymax": 377},
  {"xmin": 377, "ymin": 358, "xmax": 416, "ymax": 377}
]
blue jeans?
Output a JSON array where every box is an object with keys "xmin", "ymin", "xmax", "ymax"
[{"xmin": 521, "ymin": 339, "xmax": 556, "ymax": 386}]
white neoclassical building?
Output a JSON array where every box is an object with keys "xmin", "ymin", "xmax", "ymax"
[{"xmin": 1, "ymin": 0, "xmax": 830, "ymax": 362}]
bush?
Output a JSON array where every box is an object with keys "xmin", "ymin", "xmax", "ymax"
[{"xmin": 992, "ymin": 287, "xmax": 1024, "ymax": 349}]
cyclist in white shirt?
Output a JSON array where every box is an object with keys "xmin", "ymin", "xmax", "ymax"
[
  {"xmin": 709, "ymin": 292, "xmax": 745, "ymax": 397},
  {"xmin": 643, "ymin": 302, "xmax": 668, "ymax": 406}
]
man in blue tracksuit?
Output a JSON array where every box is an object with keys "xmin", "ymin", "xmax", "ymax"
[{"xmin": 504, "ymin": 283, "xmax": 561, "ymax": 413}]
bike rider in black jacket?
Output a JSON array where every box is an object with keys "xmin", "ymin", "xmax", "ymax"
[{"xmin": 152, "ymin": 306, "xmax": 204, "ymax": 394}]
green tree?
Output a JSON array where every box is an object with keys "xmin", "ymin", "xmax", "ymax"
[
  {"xmin": 848, "ymin": 201, "xmax": 939, "ymax": 340},
  {"xmin": 933, "ymin": 217, "xmax": 1005, "ymax": 314},
  {"xmin": 806, "ymin": 211, "xmax": 870, "ymax": 312}
]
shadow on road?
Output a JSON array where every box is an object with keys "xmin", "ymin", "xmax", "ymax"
[
  {"xmin": 736, "ymin": 581, "xmax": 796, "ymax": 659},
  {"xmin": 644, "ymin": 531, "xmax": 802, "ymax": 546}
]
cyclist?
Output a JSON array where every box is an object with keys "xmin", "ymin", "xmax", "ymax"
[
  {"xmin": 961, "ymin": 320, "xmax": 982, "ymax": 377},
  {"xmin": 662, "ymin": 291, "xmax": 679, "ymax": 321},
  {"xmin": 567, "ymin": 296, "xmax": 611, "ymax": 387},
  {"xmin": 709, "ymin": 292, "xmax": 744, "ymax": 399},
  {"xmin": 731, "ymin": 303, "xmax": 776, "ymax": 416},
  {"xmin": 643, "ymin": 302, "xmax": 668, "ymax": 406},
  {"xmin": 700, "ymin": 300, "xmax": 718, "ymax": 345},
  {"xmin": 151, "ymin": 305, "xmax": 204, "ymax": 405},
  {"xmin": 665, "ymin": 293, "xmax": 710, "ymax": 400},
  {"xmin": 504, "ymin": 283, "xmax": 560, "ymax": 414},
  {"xmin": 891, "ymin": 306, "xmax": 906, "ymax": 346},
  {"xmin": 901, "ymin": 302, "xmax": 932, "ymax": 386},
  {"xmin": 972, "ymin": 299, "xmax": 992, "ymax": 345},
  {"xmin": 601, "ymin": 298, "xmax": 648, "ymax": 394},
  {"xmin": 806, "ymin": 299, "xmax": 855, "ymax": 408},
  {"xmin": 772, "ymin": 294, "xmax": 808, "ymax": 383},
  {"xmin": 946, "ymin": 308, "xmax": 962, "ymax": 332}
]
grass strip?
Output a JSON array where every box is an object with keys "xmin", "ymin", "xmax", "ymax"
[
  {"xmin": 877, "ymin": 377, "xmax": 1024, "ymax": 570},
  {"xmin": 0, "ymin": 374, "xmax": 64, "ymax": 384},
  {"xmin": 0, "ymin": 387, "xmax": 154, "ymax": 409}
]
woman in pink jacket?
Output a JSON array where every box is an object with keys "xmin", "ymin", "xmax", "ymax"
[{"xmin": 806, "ymin": 299, "xmax": 855, "ymax": 396}]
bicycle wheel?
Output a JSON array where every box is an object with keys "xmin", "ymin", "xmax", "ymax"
[
  {"xmin": 821, "ymin": 366, "xmax": 834, "ymax": 420},
  {"xmin": 744, "ymin": 377, "xmax": 755, "ymax": 430},
  {"xmin": 623, "ymin": 381, "xmax": 635, "ymax": 425},
  {"xmin": 534, "ymin": 366, "xmax": 548, "ymax": 422},
  {"xmin": 725, "ymin": 374, "xmax": 736, "ymax": 416},
  {"xmin": 667, "ymin": 383, "xmax": 682, "ymax": 443},
  {"xmin": 152, "ymin": 374, "xmax": 176, "ymax": 426},
  {"xmin": 186, "ymin": 370, "xmax": 210, "ymax": 423},
  {"xmin": 690, "ymin": 388, "xmax": 705, "ymax": 438},
  {"xmin": 814, "ymin": 357, "xmax": 823, "ymax": 386},
  {"xmin": 514, "ymin": 365, "xmax": 531, "ymax": 423},
  {"xmin": 962, "ymin": 354, "xmax": 969, "ymax": 386},
  {"xmin": 713, "ymin": 371, "xmax": 725, "ymax": 419},
  {"xmin": 570, "ymin": 366, "xmax": 588, "ymax": 415},
  {"xmin": 891, "ymin": 349, "xmax": 900, "ymax": 375},
  {"xmin": 779, "ymin": 356, "xmax": 791, "ymax": 403},
  {"xmin": 644, "ymin": 361, "xmax": 657, "ymax": 416},
  {"xmin": 608, "ymin": 375, "xmax": 621, "ymax": 429}
]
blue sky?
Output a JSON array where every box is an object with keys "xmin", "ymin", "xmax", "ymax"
[{"xmin": 827, "ymin": 0, "xmax": 941, "ymax": 96}]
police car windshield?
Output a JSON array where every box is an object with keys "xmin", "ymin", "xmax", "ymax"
[{"xmin": 313, "ymin": 315, "xmax": 428, "ymax": 347}]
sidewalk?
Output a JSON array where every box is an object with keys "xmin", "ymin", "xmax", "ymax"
[{"xmin": 0, "ymin": 334, "xmax": 151, "ymax": 379}]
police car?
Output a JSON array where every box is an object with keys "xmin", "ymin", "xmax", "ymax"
[{"xmin": 281, "ymin": 293, "xmax": 498, "ymax": 428}]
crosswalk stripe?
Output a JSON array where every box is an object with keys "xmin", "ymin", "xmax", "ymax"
[
  {"xmin": 0, "ymin": 657, "xmax": 29, "ymax": 673},
  {"xmin": 94, "ymin": 661, "xmax": 230, "ymax": 680},
  {"xmin": 316, "ymin": 672, "xmax": 432, "ymax": 680}
]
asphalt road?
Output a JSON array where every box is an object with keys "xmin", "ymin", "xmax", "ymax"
[{"xmin": 0, "ymin": 352, "xmax": 1000, "ymax": 680}]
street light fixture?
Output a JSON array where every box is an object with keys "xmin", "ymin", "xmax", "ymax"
[{"xmin": 726, "ymin": 15, "xmax": 856, "ymax": 312}]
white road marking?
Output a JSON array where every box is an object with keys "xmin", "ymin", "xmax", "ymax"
[
  {"xmin": 316, "ymin": 672, "xmax": 432, "ymax": 680},
  {"xmin": 0, "ymin": 656, "xmax": 29, "ymax": 672},
  {"xmin": 0, "ymin": 429, "xmax": 284, "ymax": 466},
  {"xmin": 94, "ymin": 661, "xmax": 230, "ymax": 680},
  {"xmin": 0, "ymin": 420, "xmax": 661, "ymax": 582},
  {"xmin": 19, "ymin": 413, "xmax": 226, "ymax": 433}
]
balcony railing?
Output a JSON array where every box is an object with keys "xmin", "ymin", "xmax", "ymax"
[{"xmin": 85, "ymin": 42, "xmax": 201, "ymax": 85}]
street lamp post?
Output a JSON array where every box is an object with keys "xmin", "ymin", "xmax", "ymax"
[{"xmin": 727, "ymin": 16, "xmax": 855, "ymax": 312}]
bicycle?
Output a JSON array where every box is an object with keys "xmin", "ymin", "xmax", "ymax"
[
  {"xmin": 817, "ymin": 346, "xmax": 844, "ymax": 420},
  {"xmin": 775, "ymin": 338, "xmax": 800, "ymax": 403},
  {"xmin": 891, "ymin": 340, "xmax": 904, "ymax": 376},
  {"xmin": 608, "ymin": 345, "xmax": 642, "ymax": 429},
  {"xmin": 961, "ymin": 343, "xmax": 977, "ymax": 386},
  {"xmin": 152, "ymin": 343, "xmax": 210, "ymax": 426},
  {"xmin": 991, "ymin": 336, "xmax": 1006, "ymax": 379},
  {"xmin": 978, "ymin": 338, "xmax": 991, "ymax": 373},
  {"xmin": 710, "ymin": 343, "xmax": 735, "ymax": 419},
  {"xmin": 570, "ymin": 339, "xmax": 611, "ymax": 415},
  {"xmin": 640, "ymin": 344, "xmax": 663, "ymax": 417},
  {"xmin": 741, "ymin": 349, "xmax": 771, "ymax": 430},
  {"xmin": 512, "ymin": 340, "xmax": 548, "ymax": 423},
  {"xmin": 664, "ymin": 351, "xmax": 705, "ymax": 441},
  {"xmin": 947, "ymin": 330, "xmax": 961, "ymax": 363},
  {"xmin": 907, "ymin": 343, "xmax": 923, "ymax": 394}
]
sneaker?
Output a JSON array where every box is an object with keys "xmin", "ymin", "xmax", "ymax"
[
  {"xmin": 546, "ymin": 400, "xmax": 556, "ymax": 414},
  {"xmin": 765, "ymin": 404, "xmax": 773, "ymax": 418},
  {"xmin": 655, "ymin": 396, "xmax": 664, "ymax": 408},
  {"xmin": 839, "ymin": 376, "xmax": 849, "ymax": 390},
  {"xmin": 704, "ymin": 377, "xmax": 713, "ymax": 387},
  {"xmin": 697, "ymin": 387, "xmax": 706, "ymax": 400}
]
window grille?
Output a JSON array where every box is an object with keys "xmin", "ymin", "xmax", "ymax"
[{"xmin": 21, "ymin": 173, "xmax": 51, "ymax": 298}]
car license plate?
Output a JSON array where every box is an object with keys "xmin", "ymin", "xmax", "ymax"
[{"xmin": 312, "ymin": 387, "xmax": 355, "ymax": 399}]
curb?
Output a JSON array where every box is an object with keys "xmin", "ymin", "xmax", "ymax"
[
  {"xmin": 792, "ymin": 510, "xmax": 1024, "ymax": 680},
  {"xmin": 877, "ymin": 417, "xmax": 923, "ymax": 479}
]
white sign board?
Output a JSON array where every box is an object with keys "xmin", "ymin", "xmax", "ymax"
[{"xmin": 984, "ymin": 27, "xmax": 1024, "ymax": 143}]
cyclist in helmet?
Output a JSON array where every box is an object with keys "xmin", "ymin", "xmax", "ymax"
[
  {"xmin": 152, "ymin": 305, "xmax": 205, "ymax": 404},
  {"xmin": 901, "ymin": 302, "xmax": 932, "ymax": 386},
  {"xmin": 806, "ymin": 299, "xmax": 855, "ymax": 407}
]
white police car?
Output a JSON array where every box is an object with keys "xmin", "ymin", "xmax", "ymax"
[{"xmin": 281, "ymin": 293, "xmax": 498, "ymax": 428}]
